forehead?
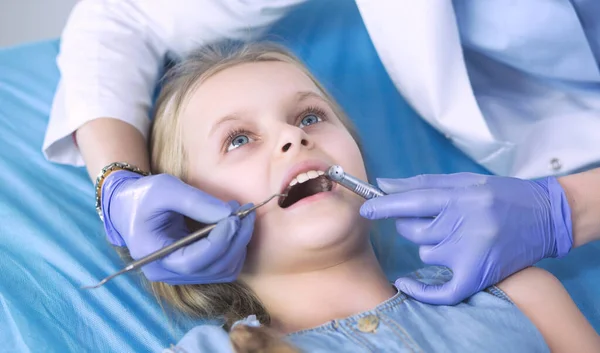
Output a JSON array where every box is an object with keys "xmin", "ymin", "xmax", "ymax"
[{"xmin": 181, "ymin": 61, "xmax": 322, "ymax": 125}]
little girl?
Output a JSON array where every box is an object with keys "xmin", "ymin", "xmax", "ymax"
[{"xmin": 117, "ymin": 42, "xmax": 599, "ymax": 352}]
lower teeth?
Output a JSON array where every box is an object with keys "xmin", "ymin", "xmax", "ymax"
[{"xmin": 279, "ymin": 176, "xmax": 333, "ymax": 208}]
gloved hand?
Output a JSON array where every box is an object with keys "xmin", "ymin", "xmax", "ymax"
[
  {"xmin": 360, "ymin": 173, "xmax": 573, "ymax": 305},
  {"xmin": 100, "ymin": 170, "xmax": 255, "ymax": 284}
]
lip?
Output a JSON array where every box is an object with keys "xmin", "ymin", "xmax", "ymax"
[
  {"xmin": 279, "ymin": 159, "xmax": 333, "ymax": 195},
  {"xmin": 279, "ymin": 188, "xmax": 336, "ymax": 211}
]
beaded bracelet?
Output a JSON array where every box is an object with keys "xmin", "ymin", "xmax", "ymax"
[{"xmin": 94, "ymin": 162, "xmax": 150, "ymax": 221}]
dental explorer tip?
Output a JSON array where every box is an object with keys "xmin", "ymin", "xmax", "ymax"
[
  {"xmin": 80, "ymin": 279, "xmax": 107, "ymax": 290},
  {"xmin": 326, "ymin": 165, "xmax": 344, "ymax": 182},
  {"xmin": 81, "ymin": 266, "xmax": 131, "ymax": 290}
]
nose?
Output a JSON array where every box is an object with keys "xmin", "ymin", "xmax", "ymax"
[{"xmin": 276, "ymin": 125, "xmax": 314, "ymax": 155}]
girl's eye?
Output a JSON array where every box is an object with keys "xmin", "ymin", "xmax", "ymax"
[
  {"xmin": 299, "ymin": 114, "xmax": 322, "ymax": 127},
  {"xmin": 227, "ymin": 134, "xmax": 253, "ymax": 152}
]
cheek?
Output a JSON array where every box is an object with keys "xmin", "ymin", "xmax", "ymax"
[
  {"xmin": 322, "ymin": 129, "xmax": 367, "ymax": 178},
  {"xmin": 187, "ymin": 153, "xmax": 269, "ymax": 205}
]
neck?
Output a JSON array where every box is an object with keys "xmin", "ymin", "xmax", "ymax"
[{"xmin": 242, "ymin": 239, "xmax": 396, "ymax": 334}]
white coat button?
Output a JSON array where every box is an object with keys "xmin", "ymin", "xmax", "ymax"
[
  {"xmin": 357, "ymin": 315, "xmax": 379, "ymax": 333},
  {"xmin": 550, "ymin": 158, "xmax": 562, "ymax": 172}
]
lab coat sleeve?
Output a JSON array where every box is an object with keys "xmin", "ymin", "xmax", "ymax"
[{"xmin": 43, "ymin": 0, "xmax": 306, "ymax": 166}]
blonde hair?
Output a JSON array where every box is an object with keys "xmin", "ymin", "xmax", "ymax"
[{"xmin": 120, "ymin": 41, "xmax": 362, "ymax": 352}]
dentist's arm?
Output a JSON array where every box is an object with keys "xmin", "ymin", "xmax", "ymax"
[
  {"xmin": 76, "ymin": 118, "xmax": 149, "ymax": 180},
  {"xmin": 558, "ymin": 167, "xmax": 600, "ymax": 248}
]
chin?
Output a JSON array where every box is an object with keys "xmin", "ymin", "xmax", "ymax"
[
  {"xmin": 277, "ymin": 194, "xmax": 368, "ymax": 247},
  {"xmin": 245, "ymin": 188, "xmax": 369, "ymax": 273},
  {"xmin": 293, "ymin": 213, "xmax": 360, "ymax": 249}
]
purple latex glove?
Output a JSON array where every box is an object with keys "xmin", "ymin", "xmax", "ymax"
[
  {"xmin": 101, "ymin": 170, "xmax": 255, "ymax": 284},
  {"xmin": 360, "ymin": 173, "xmax": 573, "ymax": 305}
]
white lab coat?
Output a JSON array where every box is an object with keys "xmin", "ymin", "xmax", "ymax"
[{"xmin": 43, "ymin": 0, "xmax": 600, "ymax": 179}]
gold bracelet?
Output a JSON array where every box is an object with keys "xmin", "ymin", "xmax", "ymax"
[{"xmin": 94, "ymin": 162, "xmax": 150, "ymax": 221}]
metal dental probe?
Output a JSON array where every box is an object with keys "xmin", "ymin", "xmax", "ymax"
[
  {"xmin": 82, "ymin": 193, "xmax": 287, "ymax": 289},
  {"xmin": 325, "ymin": 165, "xmax": 386, "ymax": 200}
]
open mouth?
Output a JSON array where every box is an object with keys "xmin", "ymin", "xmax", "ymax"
[{"xmin": 279, "ymin": 171, "xmax": 333, "ymax": 208}]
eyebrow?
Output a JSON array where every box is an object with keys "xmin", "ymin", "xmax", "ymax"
[
  {"xmin": 295, "ymin": 90, "xmax": 328, "ymax": 103},
  {"xmin": 209, "ymin": 114, "xmax": 243, "ymax": 136},
  {"xmin": 208, "ymin": 91, "xmax": 328, "ymax": 135}
]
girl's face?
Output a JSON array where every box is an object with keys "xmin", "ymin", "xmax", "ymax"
[{"xmin": 180, "ymin": 61, "xmax": 369, "ymax": 275}]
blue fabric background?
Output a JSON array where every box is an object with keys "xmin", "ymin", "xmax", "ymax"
[{"xmin": 1, "ymin": 1, "xmax": 599, "ymax": 351}]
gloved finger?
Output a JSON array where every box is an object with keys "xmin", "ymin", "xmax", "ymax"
[
  {"xmin": 201, "ymin": 205, "xmax": 256, "ymax": 282},
  {"xmin": 209, "ymin": 253, "xmax": 248, "ymax": 283},
  {"xmin": 418, "ymin": 245, "xmax": 450, "ymax": 267},
  {"xmin": 227, "ymin": 200, "xmax": 242, "ymax": 212},
  {"xmin": 162, "ymin": 249, "xmax": 248, "ymax": 284},
  {"xmin": 376, "ymin": 173, "xmax": 487, "ymax": 194},
  {"xmin": 140, "ymin": 260, "xmax": 182, "ymax": 283},
  {"xmin": 157, "ymin": 253, "xmax": 246, "ymax": 285},
  {"xmin": 196, "ymin": 208, "xmax": 255, "ymax": 279},
  {"xmin": 394, "ymin": 276, "xmax": 467, "ymax": 305},
  {"xmin": 360, "ymin": 189, "xmax": 450, "ymax": 220},
  {"xmin": 160, "ymin": 216, "xmax": 240, "ymax": 275},
  {"xmin": 140, "ymin": 241, "xmax": 246, "ymax": 284},
  {"xmin": 395, "ymin": 218, "xmax": 442, "ymax": 245},
  {"xmin": 157, "ymin": 175, "xmax": 233, "ymax": 223},
  {"xmin": 232, "ymin": 202, "xmax": 255, "ymax": 216}
]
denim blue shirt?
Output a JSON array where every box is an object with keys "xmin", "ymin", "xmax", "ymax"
[{"xmin": 163, "ymin": 266, "xmax": 549, "ymax": 352}]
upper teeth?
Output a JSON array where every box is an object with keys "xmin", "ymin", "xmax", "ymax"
[{"xmin": 289, "ymin": 170, "xmax": 325, "ymax": 186}]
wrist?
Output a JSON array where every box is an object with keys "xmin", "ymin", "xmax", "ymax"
[
  {"xmin": 545, "ymin": 177, "xmax": 573, "ymax": 258},
  {"xmin": 95, "ymin": 162, "xmax": 150, "ymax": 222},
  {"xmin": 557, "ymin": 168, "xmax": 600, "ymax": 248},
  {"xmin": 100, "ymin": 170, "xmax": 144, "ymax": 247},
  {"xmin": 75, "ymin": 118, "xmax": 150, "ymax": 181}
]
